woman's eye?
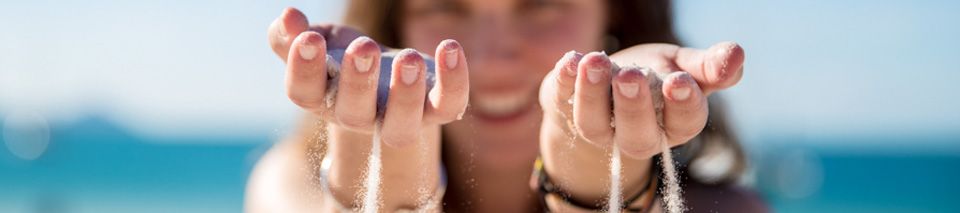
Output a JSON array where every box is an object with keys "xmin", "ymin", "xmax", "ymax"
[
  {"xmin": 519, "ymin": 0, "xmax": 566, "ymax": 26},
  {"xmin": 521, "ymin": 0, "xmax": 563, "ymax": 11},
  {"xmin": 414, "ymin": 0, "xmax": 462, "ymax": 16},
  {"xmin": 406, "ymin": 0, "xmax": 466, "ymax": 31}
]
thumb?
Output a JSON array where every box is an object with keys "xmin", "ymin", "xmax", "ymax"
[{"xmin": 268, "ymin": 7, "xmax": 309, "ymax": 62}]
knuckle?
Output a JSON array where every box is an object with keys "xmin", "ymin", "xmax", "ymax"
[
  {"xmin": 576, "ymin": 125, "xmax": 612, "ymax": 144},
  {"xmin": 382, "ymin": 130, "xmax": 419, "ymax": 148},
  {"xmin": 616, "ymin": 138, "xmax": 659, "ymax": 159},
  {"xmin": 288, "ymin": 93, "xmax": 326, "ymax": 109},
  {"xmin": 336, "ymin": 113, "xmax": 374, "ymax": 130}
]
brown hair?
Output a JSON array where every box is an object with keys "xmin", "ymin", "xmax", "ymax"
[{"xmin": 341, "ymin": 0, "xmax": 747, "ymax": 184}]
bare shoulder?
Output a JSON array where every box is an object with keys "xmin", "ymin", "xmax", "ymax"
[
  {"xmin": 683, "ymin": 181, "xmax": 769, "ymax": 213},
  {"xmin": 245, "ymin": 139, "xmax": 319, "ymax": 213}
]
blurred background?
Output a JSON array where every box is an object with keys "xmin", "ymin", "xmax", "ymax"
[{"xmin": 1, "ymin": 0, "xmax": 958, "ymax": 212}]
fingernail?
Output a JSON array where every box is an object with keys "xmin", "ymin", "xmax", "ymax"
[
  {"xmin": 585, "ymin": 52, "xmax": 609, "ymax": 84},
  {"xmin": 587, "ymin": 66, "xmax": 604, "ymax": 84},
  {"xmin": 401, "ymin": 64, "xmax": 419, "ymax": 85},
  {"xmin": 669, "ymin": 73, "xmax": 695, "ymax": 101},
  {"xmin": 561, "ymin": 51, "xmax": 579, "ymax": 77},
  {"xmin": 354, "ymin": 55, "xmax": 372, "ymax": 72},
  {"xmin": 274, "ymin": 19, "xmax": 289, "ymax": 43},
  {"xmin": 671, "ymin": 87, "xmax": 691, "ymax": 101},
  {"xmin": 442, "ymin": 40, "xmax": 460, "ymax": 70},
  {"xmin": 618, "ymin": 82, "xmax": 640, "ymax": 98},
  {"xmin": 298, "ymin": 39, "xmax": 317, "ymax": 60}
]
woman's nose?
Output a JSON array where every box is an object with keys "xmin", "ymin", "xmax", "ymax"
[{"xmin": 465, "ymin": 15, "xmax": 522, "ymax": 64}]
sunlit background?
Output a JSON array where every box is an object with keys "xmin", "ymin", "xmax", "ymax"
[{"xmin": 2, "ymin": 0, "xmax": 958, "ymax": 212}]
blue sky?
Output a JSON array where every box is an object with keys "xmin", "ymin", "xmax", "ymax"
[
  {"xmin": 1, "ymin": 0, "xmax": 958, "ymax": 148},
  {"xmin": 675, "ymin": 0, "xmax": 960, "ymax": 147}
]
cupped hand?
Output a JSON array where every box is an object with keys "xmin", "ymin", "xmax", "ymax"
[
  {"xmin": 268, "ymin": 8, "xmax": 469, "ymax": 146},
  {"xmin": 265, "ymin": 7, "xmax": 469, "ymax": 211},
  {"xmin": 541, "ymin": 42, "xmax": 743, "ymax": 158},
  {"xmin": 538, "ymin": 42, "xmax": 744, "ymax": 205}
]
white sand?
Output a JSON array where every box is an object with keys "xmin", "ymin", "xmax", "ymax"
[
  {"xmin": 608, "ymin": 144, "xmax": 623, "ymax": 213},
  {"xmin": 660, "ymin": 140, "xmax": 684, "ymax": 213},
  {"xmin": 607, "ymin": 66, "xmax": 685, "ymax": 213},
  {"xmin": 360, "ymin": 122, "xmax": 383, "ymax": 213}
]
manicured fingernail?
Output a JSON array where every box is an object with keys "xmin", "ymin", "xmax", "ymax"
[
  {"xmin": 587, "ymin": 66, "xmax": 604, "ymax": 84},
  {"xmin": 442, "ymin": 40, "xmax": 460, "ymax": 70},
  {"xmin": 671, "ymin": 87, "xmax": 691, "ymax": 101},
  {"xmin": 398, "ymin": 49, "xmax": 422, "ymax": 85},
  {"xmin": 585, "ymin": 52, "xmax": 609, "ymax": 83},
  {"xmin": 347, "ymin": 37, "xmax": 375, "ymax": 72},
  {"xmin": 298, "ymin": 39, "xmax": 317, "ymax": 60},
  {"xmin": 354, "ymin": 55, "xmax": 372, "ymax": 72},
  {"xmin": 618, "ymin": 82, "xmax": 640, "ymax": 98},
  {"xmin": 670, "ymin": 73, "xmax": 695, "ymax": 101},
  {"xmin": 401, "ymin": 64, "xmax": 419, "ymax": 85}
]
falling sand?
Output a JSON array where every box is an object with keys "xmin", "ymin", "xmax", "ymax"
[
  {"xmin": 608, "ymin": 144, "xmax": 623, "ymax": 213},
  {"xmin": 326, "ymin": 50, "xmax": 437, "ymax": 212},
  {"xmin": 324, "ymin": 49, "xmax": 683, "ymax": 212},
  {"xmin": 360, "ymin": 122, "xmax": 383, "ymax": 213},
  {"xmin": 607, "ymin": 66, "xmax": 685, "ymax": 213},
  {"xmin": 609, "ymin": 142, "xmax": 683, "ymax": 213},
  {"xmin": 659, "ymin": 140, "xmax": 684, "ymax": 213}
]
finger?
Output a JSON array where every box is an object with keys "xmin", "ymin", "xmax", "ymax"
[
  {"xmin": 550, "ymin": 51, "xmax": 583, "ymax": 113},
  {"xmin": 269, "ymin": 7, "xmax": 309, "ymax": 62},
  {"xmin": 573, "ymin": 52, "xmax": 615, "ymax": 146},
  {"xmin": 334, "ymin": 37, "xmax": 381, "ymax": 132},
  {"xmin": 425, "ymin": 39, "xmax": 470, "ymax": 124},
  {"xmin": 661, "ymin": 71, "xmax": 708, "ymax": 146},
  {"xmin": 674, "ymin": 41, "xmax": 745, "ymax": 95},
  {"xmin": 538, "ymin": 51, "xmax": 582, "ymax": 136},
  {"xmin": 612, "ymin": 67, "xmax": 666, "ymax": 159},
  {"xmin": 286, "ymin": 32, "xmax": 329, "ymax": 116},
  {"xmin": 381, "ymin": 49, "xmax": 427, "ymax": 147}
]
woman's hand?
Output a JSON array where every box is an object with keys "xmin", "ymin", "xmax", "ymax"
[
  {"xmin": 538, "ymin": 42, "xmax": 744, "ymax": 206},
  {"xmin": 265, "ymin": 8, "xmax": 469, "ymax": 211}
]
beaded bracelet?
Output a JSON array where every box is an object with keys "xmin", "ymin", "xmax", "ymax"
[
  {"xmin": 319, "ymin": 156, "xmax": 447, "ymax": 212},
  {"xmin": 532, "ymin": 157, "xmax": 659, "ymax": 212}
]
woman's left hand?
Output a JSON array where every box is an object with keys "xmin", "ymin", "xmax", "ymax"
[{"xmin": 537, "ymin": 42, "xmax": 744, "ymax": 206}]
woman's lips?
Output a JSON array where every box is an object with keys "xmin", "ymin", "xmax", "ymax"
[{"xmin": 470, "ymin": 90, "xmax": 538, "ymax": 123}]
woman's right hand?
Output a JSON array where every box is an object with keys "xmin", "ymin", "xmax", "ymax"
[{"xmin": 266, "ymin": 8, "xmax": 469, "ymax": 211}]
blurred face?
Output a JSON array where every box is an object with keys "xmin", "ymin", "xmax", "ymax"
[{"xmin": 402, "ymin": 0, "xmax": 606, "ymax": 164}]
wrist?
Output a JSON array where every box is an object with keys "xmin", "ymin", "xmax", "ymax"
[
  {"xmin": 532, "ymin": 154, "xmax": 660, "ymax": 212},
  {"xmin": 324, "ymin": 124, "xmax": 444, "ymax": 211},
  {"xmin": 320, "ymin": 154, "xmax": 446, "ymax": 212},
  {"xmin": 539, "ymin": 121, "xmax": 653, "ymax": 206}
]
